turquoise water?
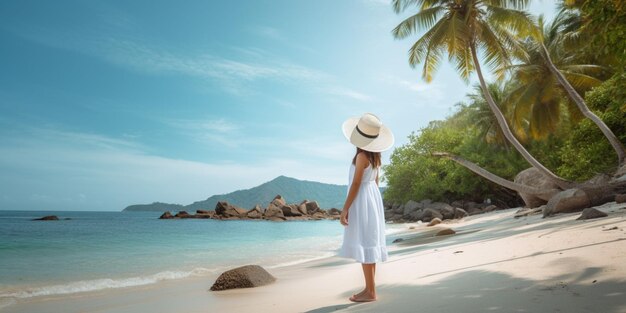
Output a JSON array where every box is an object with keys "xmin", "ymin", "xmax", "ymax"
[{"xmin": 0, "ymin": 211, "xmax": 348, "ymax": 302}]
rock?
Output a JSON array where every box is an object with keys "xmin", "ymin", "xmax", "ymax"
[
  {"xmin": 427, "ymin": 218, "xmax": 442, "ymax": 226},
  {"xmin": 33, "ymin": 215, "xmax": 59, "ymax": 221},
  {"xmin": 482, "ymin": 205, "xmax": 498, "ymax": 213},
  {"xmin": 297, "ymin": 203, "xmax": 308, "ymax": 215},
  {"xmin": 280, "ymin": 205, "xmax": 303, "ymax": 217},
  {"xmin": 159, "ymin": 212, "xmax": 173, "ymax": 219},
  {"xmin": 543, "ymin": 188, "xmax": 591, "ymax": 217},
  {"xmin": 215, "ymin": 202, "xmax": 248, "ymax": 217},
  {"xmin": 264, "ymin": 205, "xmax": 285, "ymax": 218},
  {"xmin": 467, "ymin": 207, "xmax": 483, "ymax": 216},
  {"xmin": 403, "ymin": 200, "xmax": 421, "ymax": 217},
  {"xmin": 453, "ymin": 208, "xmax": 469, "ymax": 219},
  {"xmin": 436, "ymin": 228, "xmax": 456, "ymax": 236},
  {"xmin": 267, "ymin": 216, "xmax": 286, "ymax": 222},
  {"xmin": 247, "ymin": 205, "xmax": 264, "ymax": 219},
  {"xmin": 175, "ymin": 211, "xmax": 191, "ymax": 218},
  {"xmin": 514, "ymin": 168, "xmax": 559, "ymax": 208},
  {"xmin": 311, "ymin": 211, "xmax": 327, "ymax": 220},
  {"xmin": 271, "ymin": 195, "xmax": 286, "ymax": 207},
  {"xmin": 616, "ymin": 194, "xmax": 626, "ymax": 204},
  {"xmin": 210, "ymin": 265, "xmax": 276, "ymax": 291},
  {"xmin": 393, "ymin": 203, "xmax": 404, "ymax": 214},
  {"xmin": 419, "ymin": 208, "xmax": 443, "ymax": 222},
  {"xmin": 408, "ymin": 209, "xmax": 424, "ymax": 221},
  {"xmin": 328, "ymin": 208, "xmax": 341, "ymax": 215},
  {"xmin": 392, "ymin": 238, "xmax": 404, "ymax": 243},
  {"xmin": 195, "ymin": 211, "xmax": 215, "ymax": 219},
  {"xmin": 428, "ymin": 202, "xmax": 453, "ymax": 211},
  {"xmin": 304, "ymin": 201, "xmax": 321, "ymax": 214},
  {"xmin": 439, "ymin": 206, "xmax": 455, "ymax": 220},
  {"xmin": 577, "ymin": 208, "xmax": 608, "ymax": 220}
]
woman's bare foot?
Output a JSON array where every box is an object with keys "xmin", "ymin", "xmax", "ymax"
[{"xmin": 348, "ymin": 291, "xmax": 376, "ymax": 302}]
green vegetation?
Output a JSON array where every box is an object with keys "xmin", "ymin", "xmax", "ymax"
[{"xmin": 384, "ymin": 0, "xmax": 626, "ymax": 206}]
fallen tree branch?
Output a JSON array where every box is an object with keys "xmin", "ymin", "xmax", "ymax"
[{"xmin": 431, "ymin": 152, "xmax": 560, "ymax": 199}]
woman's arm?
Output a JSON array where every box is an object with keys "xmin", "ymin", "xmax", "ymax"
[{"xmin": 340, "ymin": 153, "xmax": 369, "ymax": 226}]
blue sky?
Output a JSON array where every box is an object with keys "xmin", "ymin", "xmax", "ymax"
[{"xmin": 0, "ymin": 0, "xmax": 557, "ymax": 211}]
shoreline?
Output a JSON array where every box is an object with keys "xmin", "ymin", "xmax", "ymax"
[{"xmin": 3, "ymin": 203, "xmax": 626, "ymax": 313}]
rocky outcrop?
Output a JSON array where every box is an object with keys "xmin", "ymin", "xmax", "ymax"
[
  {"xmin": 384, "ymin": 198, "xmax": 504, "ymax": 223},
  {"xmin": 33, "ymin": 215, "xmax": 59, "ymax": 221},
  {"xmin": 576, "ymin": 208, "xmax": 608, "ymax": 220},
  {"xmin": 616, "ymin": 194, "xmax": 626, "ymax": 204},
  {"xmin": 210, "ymin": 265, "xmax": 276, "ymax": 291},
  {"xmin": 157, "ymin": 196, "xmax": 340, "ymax": 222},
  {"xmin": 514, "ymin": 168, "xmax": 559, "ymax": 208}
]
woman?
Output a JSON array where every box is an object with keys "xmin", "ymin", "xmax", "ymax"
[{"xmin": 338, "ymin": 113, "xmax": 394, "ymax": 303}]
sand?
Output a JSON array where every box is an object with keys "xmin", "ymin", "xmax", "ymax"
[{"xmin": 3, "ymin": 202, "xmax": 626, "ymax": 313}]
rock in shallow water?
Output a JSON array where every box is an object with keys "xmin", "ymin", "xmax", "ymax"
[
  {"xmin": 33, "ymin": 215, "xmax": 59, "ymax": 221},
  {"xmin": 210, "ymin": 265, "xmax": 276, "ymax": 291}
]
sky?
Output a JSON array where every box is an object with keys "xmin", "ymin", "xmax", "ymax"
[{"xmin": 0, "ymin": 0, "xmax": 557, "ymax": 211}]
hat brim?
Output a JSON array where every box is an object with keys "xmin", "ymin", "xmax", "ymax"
[{"xmin": 342, "ymin": 117, "xmax": 395, "ymax": 152}]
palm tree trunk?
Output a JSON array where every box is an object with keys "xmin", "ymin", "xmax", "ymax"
[
  {"xmin": 432, "ymin": 152, "xmax": 560, "ymax": 199},
  {"xmin": 539, "ymin": 42, "xmax": 626, "ymax": 167},
  {"xmin": 470, "ymin": 44, "xmax": 572, "ymax": 189}
]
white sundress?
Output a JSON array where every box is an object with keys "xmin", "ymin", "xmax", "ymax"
[{"xmin": 338, "ymin": 163, "xmax": 388, "ymax": 264}]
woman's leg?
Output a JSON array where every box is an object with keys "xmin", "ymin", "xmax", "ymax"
[{"xmin": 350, "ymin": 263, "xmax": 377, "ymax": 302}]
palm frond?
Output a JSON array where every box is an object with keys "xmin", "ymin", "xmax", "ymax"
[{"xmin": 392, "ymin": 6, "xmax": 446, "ymax": 39}]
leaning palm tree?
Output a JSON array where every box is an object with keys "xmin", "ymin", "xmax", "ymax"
[
  {"xmin": 391, "ymin": 0, "xmax": 572, "ymax": 189},
  {"xmin": 531, "ymin": 15, "xmax": 626, "ymax": 167},
  {"xmin": 507, "ymin": 12, "xmax": 606, "ymax": 140}
]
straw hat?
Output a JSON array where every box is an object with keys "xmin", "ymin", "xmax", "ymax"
[{"xmin": 342, "ymin": 113, "xmax": 394, "ymax": 152}]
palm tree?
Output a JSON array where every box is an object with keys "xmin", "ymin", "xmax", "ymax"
[
  {"xmin": 507, "ymin": 12, "xmax": 606, "ymax": 140},
  {"xmin": 531, "ymin": 16, "xmax": 626, "ymax": 167},
  {"xmin": 391, "ymin": 0, "xmax": 572, "ymax": 189},
  {"xmin": 466, "ymin": 82, "xmax": 525, "ymax": 145}
]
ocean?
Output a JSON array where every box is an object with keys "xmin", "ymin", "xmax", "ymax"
[{"xmin": 0, "ymin": 210, "xmax": 405, "ymax": 307}]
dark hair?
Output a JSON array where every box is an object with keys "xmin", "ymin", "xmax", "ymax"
[{"xmin": 352, "ymin": 147, "xmax": 381, "ymax": 168}]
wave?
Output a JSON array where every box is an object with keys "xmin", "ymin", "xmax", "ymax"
[{"xmin": 0, "ymin": 267, "xmax": 214, "ymax": 301}]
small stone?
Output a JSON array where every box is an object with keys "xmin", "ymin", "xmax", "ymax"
[
  {"xmin": 435, "ymin": 228, "xmax": 456, "ymax": 236},
  {"xmin": 427, "ymin": 218, "xmax": 442, "ymax": 227}
]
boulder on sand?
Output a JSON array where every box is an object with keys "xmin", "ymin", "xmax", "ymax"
[
  {"xmin": 210, "ymin": 265, "xmax": 276, "ymax": 291},
  {"xmin": 514, "ymin": 168, "xmax": 559, "ymax": 208},
  {"xmin": 427, "ymin": 218, "xmax": 442, "ymax": 226},
  {"xmin": 436, "ymin": 228, "xmax": 456, "ymax": 236},
  {"xmin": 543, "ymin": 188, "xmax": 591, "ymax": 217},
  {"xmin": 616, "ymin": 194, "xmax": 626, "ymax": 204},
  {"xmin": 576, "ymin": 208, "xmax": 608, "ymax": 220}
]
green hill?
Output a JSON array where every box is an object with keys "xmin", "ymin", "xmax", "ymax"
[{"xmin": 122, "ymin": 176, "xmax": 349, "ymax": 212}]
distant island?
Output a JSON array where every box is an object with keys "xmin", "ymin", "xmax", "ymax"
[{"xmin": 123, "ymin": 175, "xmax": 377, "ymax": 212}]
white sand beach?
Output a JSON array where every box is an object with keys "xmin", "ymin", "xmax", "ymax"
[{"xmin": 4, "ymin": 202, "xmax": 626, "ymax": 313}]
